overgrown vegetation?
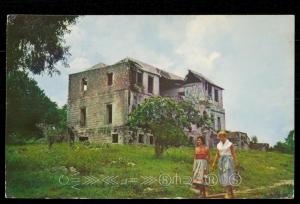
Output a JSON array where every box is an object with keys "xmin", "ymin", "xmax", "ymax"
[
  {"xmin": 5, "ymin": 143, "xmax": 294, "ymax": 198},
  {"xmin": 6, "ymin": 15, "xmax": 78, "ymax": 144},
  {"xmin": 6, "ymin": 70, "xmax": 68, "ymax": 144},
  {"xmin": 271, "ymin": 130, "xmax": 294, "ymax": 154}
]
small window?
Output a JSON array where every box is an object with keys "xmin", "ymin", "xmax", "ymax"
[
  {"xmin": 80, "ymin": 107, "xmax": 86, "ymax": 127},
  {"xmin": 128, "ymin": 92, "xmax": 131, "ymax": 105},
  {"xmin": 130, "ymin": 69, "xmax": 137, "ymax": 84},
  {"xmin": 112, "ymin": 134, "xmax": 118, "ymax": 143},
  {"xmin": 106, "ymin": 104, "xmax": 112, "ymax": 124},
  {"xmin": 149, "ymin": 136, "xmax": 154, "ymax": 145},
  {"xmin": 211, "ymin": 113, "xmax": 215, "ymax": 126},
  {"xmin": 214, "ymin": 89, "xmax": 219, "ymax": 102},
  {"xmin": 148, "ymin": 76, "xmax": 153, "ymax": 93},
  {"xmin": 107, "ymin": 73, "xmax": 113, "ymax": 86},
  {"xmin": 81, "ymin": 78, "xmax": 88, "ymax": 92},
  {"xmin": 79, "ymin": 137, "xmax": 88, "ymax": 142},
  {"xmin": 189, "ymin": 137, "xmax": 193, "ymax": 144},
  {"xmin": 217, "ymin": 117, "xmax": 221, "ymax": 130},
  {"xmin": 208, "ymin": 84, "xmax": 212, "ymax": 98},
  {"xmin": 178, "ymin": 92, "xmax": 184, "ymax": 96},
  {"xmin": 138, "ymin": 134, "xmax": 144, "ymax": 143},
  {"xmin": 137, "ymin": 72, "xmax": 143, "ymax": 86}
]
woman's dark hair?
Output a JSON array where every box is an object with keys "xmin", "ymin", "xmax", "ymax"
[{"xmin": 196, "ymin": 136, "xmax": 205, "ymax": 145}]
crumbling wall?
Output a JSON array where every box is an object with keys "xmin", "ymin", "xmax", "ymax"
[{"xmin": 68, "ymin": 63, "xmax": 130, "ymax": 143}]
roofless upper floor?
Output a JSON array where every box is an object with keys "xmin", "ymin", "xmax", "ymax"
[{"xmin": 68, "ymin": 57, "xmax": 224, "ymax": 106}]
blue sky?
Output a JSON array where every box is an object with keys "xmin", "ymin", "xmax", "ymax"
[{"xmin": 31, "ymin": 15, "xmax": 294, "ymax": 145}]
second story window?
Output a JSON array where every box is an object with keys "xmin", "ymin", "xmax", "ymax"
[
  {"xmin": 80, "ymin": 107, "xmax": 86, "ymax": 127},
  {"xmin": 81, "ymin": 78, "xmax": 88, "ymax": 92},
  {"xmin": 107, "ymin": 73, "xmax": 113, "ymax": 86},
  {"xmin": 217, "ymin": 117, "xmax": 221, "ymax": 130},
  {"xmin": 214, "ymin": 89, "xmax": 219, "ymax": 102},
  {"xmin": 210, "ymin": 113, "xmax": 215, "ymax": 127},
  {"xmin": 106, "ymin": 104, "xmax": 112, "ymax": 124},
  {"xmin": 148, "ymin": 76, "xmax": 153, "ymax": 93},
  {"xmin": 208, "ymin": 84, "xmax": 212, "ymax": 99},
  {"xmin": 137, "ymin": 72, "xmax": 143, "ymax": 86}
]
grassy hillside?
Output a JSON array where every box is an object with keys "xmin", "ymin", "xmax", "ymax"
[{"xmin": 5, "ymin": 143, "xmax": 294, "ymax": 198}]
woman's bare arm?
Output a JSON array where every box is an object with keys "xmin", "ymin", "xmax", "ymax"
[
  {"xmin": 206, "ymin": 147, "xmax": 210, "ymax": 162},
  {"xmin": 193, "ymin": 148, "xmax": 196, "ymax": 173},
  {"xmin": 230, "ymin": 145, "xmax": 239, "ymax": 166}
]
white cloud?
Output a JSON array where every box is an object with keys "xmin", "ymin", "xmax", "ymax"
[
  {"xmin": 68, "ymin": 57, "xmax": 91, "ymax": 73},
  {"xmin": 65, "ymin": 24, "xmax": 85, "ymax": 44}
]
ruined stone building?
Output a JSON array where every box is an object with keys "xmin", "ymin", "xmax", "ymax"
[
  {"xmin": 67, "ymin": 57, "xmax": 225, "ymax": 147},
  {"xmin": 226, "ymin": 131, "xmax": 251, "ymax": 150},
  {"xmin": 249, "ymin": 143, "xmax": 270, "ymax": 151}
]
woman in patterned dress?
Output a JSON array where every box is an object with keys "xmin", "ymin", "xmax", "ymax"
[
  {"xmin": 212, "ymin": 130, "xmax": 239, "ymax": 199},
  {"xmin": 192, "ymin": 135, "xmax": 210, "ymax": 198}
]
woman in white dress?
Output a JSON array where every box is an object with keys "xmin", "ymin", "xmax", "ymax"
[{"xmin": 212, "ymin": 130, "xmax": 239, "ymax": 199}]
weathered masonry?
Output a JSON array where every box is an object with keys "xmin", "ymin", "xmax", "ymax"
[{"xmin": 67, "ymin": 57, "xmax": 226, "ymax": 147}]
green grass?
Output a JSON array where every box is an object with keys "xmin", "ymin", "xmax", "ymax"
[{"xmin": 5, "ymin": 143, "xmax": 294, "ymax": 198}]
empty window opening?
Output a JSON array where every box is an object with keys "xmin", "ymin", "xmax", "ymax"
[
  {"xmin": 211, "ymin": 113, "xmax": 215, "ymax": 126},
  {"xmin": 79, "ymin": 137, "xmax": 88, "ymax": 142},
  {"xmin": 128, "ymin": 91, "xmax": 131, "ymax": 105},
  {"xmin": 106, "ymin": 104, "xmax": 112, "ymax": 124},
  {"xmin": 107, "ymin": 73, "xmax": 113, "ymax": 86},
  {"xmin": 138, "ymin": 134, "xmax": 144, "ymax": 143},
  {"xmin": 208, "ymin": 84, "xmax": 212, "ymax": 99},
  {"xmin": 80, "ymin": 107, "xmax": 86, "ymax": 127},
  {"xmin": 148, "ymin": 76, "xmax": 153, "ymax": 93},
  {"xmin": 217, "ymin": 117, "xmax": 221, "ymax": 130},
  {"xmin": 178, "ymin": 91, "xmax": 184, "ymax": 96},
  {"xmin": 150, "ymin": 136, "xmax": 154, "ymax": 145},
  {"xmin": 214, "ymin": 89, "xmax": 219, "ymax": 102},
  {"xmin": 81, "ymin": 78, "xmax": 88, "ymax": 92},
  {"xmin": 112, "ymin": 134, "xmax": 118, "ymax": 143},
  {"xmin": 137, "ymin": 72, "xmax": 143, "ymax": 86},
  {"xmin": 130, "ymin": 69, "xmax": 137, "ymax": 84}
]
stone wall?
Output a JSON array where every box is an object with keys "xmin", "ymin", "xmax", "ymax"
[
  {"xmin": 68, "ymin": 63, "xmax": 130, "ymax": 143},
  {"xmin": 68, "ymin": 62, "xmax": 157, "ymax": 145}
]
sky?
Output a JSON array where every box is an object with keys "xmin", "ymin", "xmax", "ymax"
[{"xmin": 31, "ymin": 15, "xmax": 294, "ymax": 146}]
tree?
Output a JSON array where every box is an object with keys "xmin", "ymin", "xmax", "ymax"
[
  {"xmin": 251, "ymin": 136, "xmax": 258, "ymax": 143},
  {"xmin": 6, "ymin": 15, "xmax": 78, "ymax": 143},
  {"xmin": 6, "ymin": 70, "xmax": 61, "ymax": 143},
  {"xmin": 285, "ymin": 130, "xmax": 295, "ymax": 153},
  {"xmin": 127, "ymin": 96, "xmax": 212, "ymax": 157},
  {"xmin": 56, "ymin": 104, "xmax": 68, "ymax": 135},
  {"xmin": 273, "ymin": 130, "xmax": 294, "ymax": 154},
  {"xmin": 7, "ymin": 15, "xmax": 78, "ymax": 75}
]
